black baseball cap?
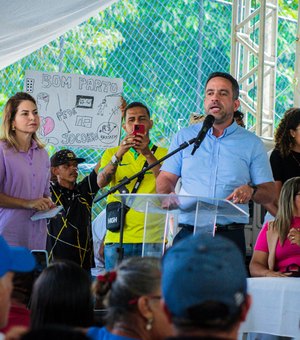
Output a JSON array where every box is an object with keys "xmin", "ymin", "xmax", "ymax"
[{"xmin": 50, "ymin": 149, "xmax": 85, "ymax": 167}]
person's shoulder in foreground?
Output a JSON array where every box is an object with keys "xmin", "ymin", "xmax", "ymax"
[
  {"xmin": 87, "ymin": 326, "xmax": 136, "ymax": 340},
  {"xmin": 161, "ymin": 234, "xmax": 251, "ymax": 340}
]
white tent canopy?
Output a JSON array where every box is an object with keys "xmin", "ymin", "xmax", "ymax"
[{"xmin": 0, "ymin": 0, "xmax": 117, "ymax": 70}]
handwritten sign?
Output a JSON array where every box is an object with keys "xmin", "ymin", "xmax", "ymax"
[{"xmin": 24, "ymin": 70, "xmax": 123, "ymax": 149}]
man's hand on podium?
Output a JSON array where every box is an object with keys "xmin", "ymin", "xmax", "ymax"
[{"xmin": 161, "ymin": 193, "xmax": 179, "ymax": 210}]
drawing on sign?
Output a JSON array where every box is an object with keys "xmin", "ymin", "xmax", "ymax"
[
  {"xmin": 36, "ymin": 92, "xmax": 58, "ymax": 144},
  {"xmin": 37, "ymin": 92, "xmax": 49, "ymax": 113},
  {"xmin": 24, "ymin": 71, "xmax": 123, "ymax": 149},
  {"xmin": 25, "ymin": 78, "xmax": 35, "ymax": 93},
  {"xmin": 56, "ymin": 94, "xmax": 74, "ymax": 133},
  {"xmin": 40, "ymin": 117, "xmax": 59, "ymax": 145},
  {"xmin": 97, "ymin": 98, "xmax": 107, "ymax": 116},
  {"xmin": 97, "ymin": 102, "xmax": 120, "ymax": 145},
  {"xmin": 76, "ymin": 95, "xmax": 94, "ymax": 109},
  {"xmin": 75, "ymin": 116, "xmax": 92, "ymax": 128}
]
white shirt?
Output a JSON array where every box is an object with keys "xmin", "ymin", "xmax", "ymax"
[{"xmin": 91, "ymin": 210, "xmax": 106, "ymax": 277}]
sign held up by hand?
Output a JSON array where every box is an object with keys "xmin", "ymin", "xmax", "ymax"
[{"xmin": 24, "ymin": 70, "xmax": 123, "ymax": 149}]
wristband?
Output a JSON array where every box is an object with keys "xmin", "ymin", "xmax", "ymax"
[{"xmin": 110, "ymin": 154, "xmax": 120, "ymax": 166}]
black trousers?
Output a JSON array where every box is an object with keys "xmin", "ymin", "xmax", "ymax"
[{"xmin": 174, "ymin": 224, "xmax": 246, "ymax": 257}]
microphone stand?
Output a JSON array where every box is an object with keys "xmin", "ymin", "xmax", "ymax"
[{"xmin": 94, "ymin": 136, "xmax": 197, "ymax": 263}]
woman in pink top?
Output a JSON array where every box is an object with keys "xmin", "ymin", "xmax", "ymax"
[
  {"xmin": 0, "ymin": 92, "xmax": 53, "ymax": 249},
  {"xmin": 250, "ymin": 177, "xmax": 300, "ymax": 277}
]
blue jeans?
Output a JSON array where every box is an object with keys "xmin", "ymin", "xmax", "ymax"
[{"xmin": 104, "ymin": 243, "xmax": 162, "ymax": 271}]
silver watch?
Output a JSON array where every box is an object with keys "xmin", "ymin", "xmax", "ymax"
[{"xmin": 111, "ymin": 154, "xmax": 119, "ymax": 166}]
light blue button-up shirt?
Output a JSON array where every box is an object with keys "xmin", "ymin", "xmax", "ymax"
[{"xmin": 161, "ymin": 121, "xmax": 273, "ymax": 224}]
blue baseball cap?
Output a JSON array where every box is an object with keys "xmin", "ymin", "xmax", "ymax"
[
  {"xmin": 0, "ymin": 236, "xmax": 36, "ymax": 278},
  {"xmin": 162, "ymin": 234, "xmax": 247, "ymax": 318}
]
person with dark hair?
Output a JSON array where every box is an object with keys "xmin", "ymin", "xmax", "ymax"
[
  {"xmin": 205, "ymin": 71, "xmax": 240, "ymax": 100},
  {"xmin": 250, "ymin": 176, "xmax": 300, "ymax": 277},
  {"xmin": 264, "ymin": 108, "xmax": 300, "ymax": 217},
  {"xmin": 30, "ymin": 260, "xmax": 94, "ymax": 329},
  {"xmin": 157, "ymin": 72, "xmax": 274, "ymax": 256},
  {"xmin": 161, "ymin": 234, "xmax": 251, "ymax": 340},
  {"xmin": 97, "ymin": 102, "xmax": 167, "ymax": 270},
  {"xmin": 0, "ymin": 92, "xmax": 53, "ymax": 249},
  {"xmin": 46, "ymin": 149, "xmax": 102, "ymax": 271},
  {"xmin": 0, "ymin": 272, "xmax": 34, "ymax": 334},
  {"xmin": 190, "ymin": 110, "xmax": 245, "ymax": 127},
  {"xmin": 20, "ymin": 325, "xmax": 90, "ymax": 340},
  {"xmin": 0, "ymin": 236, "xmax": 35, "ymax": 338},
  {"xmin": 88, "ymin": 257, "xmax": 173, "ymax": 340},
  {"xmin": 234, "ymin": 110, "xmax": 246, "ymax": 128}
]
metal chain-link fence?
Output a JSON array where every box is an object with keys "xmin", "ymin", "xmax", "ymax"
[{"xmin": 0, "ymin": 0, "xmax": 298, "ymax": 215}]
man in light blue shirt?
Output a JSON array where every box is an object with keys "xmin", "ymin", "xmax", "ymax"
[{"xmin": 156, "ymin": 72, "xmax": 275, "ymax": 255}]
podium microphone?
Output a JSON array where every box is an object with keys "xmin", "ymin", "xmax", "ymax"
[{"xmin": 191, "ymin": 114, "xmax": 215, "ymax": 155}]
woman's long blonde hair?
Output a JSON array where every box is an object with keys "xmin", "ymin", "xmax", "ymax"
[
  {"xmin": 272, "ymin": 177, "xmax": 300, "ymax": 244},
  {"xmin": 0, "ymin": 92, "xmax": 45, "ymax": 150}
]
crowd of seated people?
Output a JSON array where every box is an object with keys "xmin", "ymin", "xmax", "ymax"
[{"xmin": 1, "ymin": 233, "xmax": 252, "ymax": 340}]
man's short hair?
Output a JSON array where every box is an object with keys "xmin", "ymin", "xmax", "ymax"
[
  {"xmin": 205, "ymin": 72, "xmax": 240, "ymax": 100},
  {"xmin": 162, "ymin": 234, "xmax": 247, "ymax": 331},
  {"xmin": 123, "ymin": 102, "xmax": 150, "ymax": 119}
]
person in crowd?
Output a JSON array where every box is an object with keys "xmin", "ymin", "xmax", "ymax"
[
  {"xmin": 30, "ymin": 260, "xmax": 94, "ymax": 329},
  {"xmin": 88, "ymin": 256, "xmax": 173, "ymax": 340},
  {"xmin": 250, "ymin": 176, "xmax": 300, "ymax": 277},
  {"xmin": 161, "ymin": 233, "xmax": 251, "ymax": 340},
  {"xmin": 156, "ymin": 72, "xmax": 274, "ymax": 256},
  {"xmin": 0, "ymin": 92, "xmax": 53, "ymax": 249},
  {"xmin": 91, "ymin": 210, "xmax": 106, "ymax": 278},
  {"xmin": 234, "ymin": 110, "xmax": 246, "ymax": 128},
  {"xmin": 47, "ymin": 149, "xmax": 101, "ymax": 271},
  {"xmin": 97, "ymin": 102, "xmax": 168, "ymax": 270},
  {"xmin": 0, "ymin": 236, "xmax": 35, "ymax": 338},
  {"xmin": 20, "ymin": 325, "xmax": 91, "ymax": 340},
  {"xmin": 190, "ymin": 110, "xmax": 245, "ymax": 127},
  {"xmin": 189, "ymin": 113, "xmax": 205, "ymax": 125},
  {"xmin": 0, "ymin": 272, "xmax": 34, "ymax": 334},
  {"xmin": 264, "ymin": 108, "xmax": 300, "ymax": 217}
]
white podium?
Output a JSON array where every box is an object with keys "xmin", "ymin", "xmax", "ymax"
[{"xmin": 114, "ymin": 193, "xmax": 249, "ymax": 257}]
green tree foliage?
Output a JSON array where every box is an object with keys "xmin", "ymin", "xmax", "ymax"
[{"xmin": 0, "ymin": 1, "xmax": 298, "ymax": 138}]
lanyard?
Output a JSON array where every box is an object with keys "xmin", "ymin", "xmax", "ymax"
[
  {"xmin": 131, "ymin": 145, "xmax": 157, "ymax": 193},
  {"xmin": 118, "ymin": 145, "xmax": 158, "ymax": 194}
]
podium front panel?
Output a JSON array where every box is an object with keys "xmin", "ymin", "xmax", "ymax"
[{"xmin": 114, "ymin": 193, "xmax": 249, "ymax": 257}]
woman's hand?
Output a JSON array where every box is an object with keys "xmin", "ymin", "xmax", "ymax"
[
  {"xmin": 250, "ymin": 250, "xmax": 291, "ymax": 277},
  {"xmin": 27, "ymin": 197, "xmax": 53, "ymax": 211},
  {"xmin": 287, "ymin": 228, "xmax": 300, "ymax": 246},
  {"xmin": 264, "ymin": 269, "xmax": 291, "ymax": 277}
]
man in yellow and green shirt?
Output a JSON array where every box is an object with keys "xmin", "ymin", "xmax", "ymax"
[{"xmin": 97, "ymin": 102, "xmax": 167, "ymax": 270}]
